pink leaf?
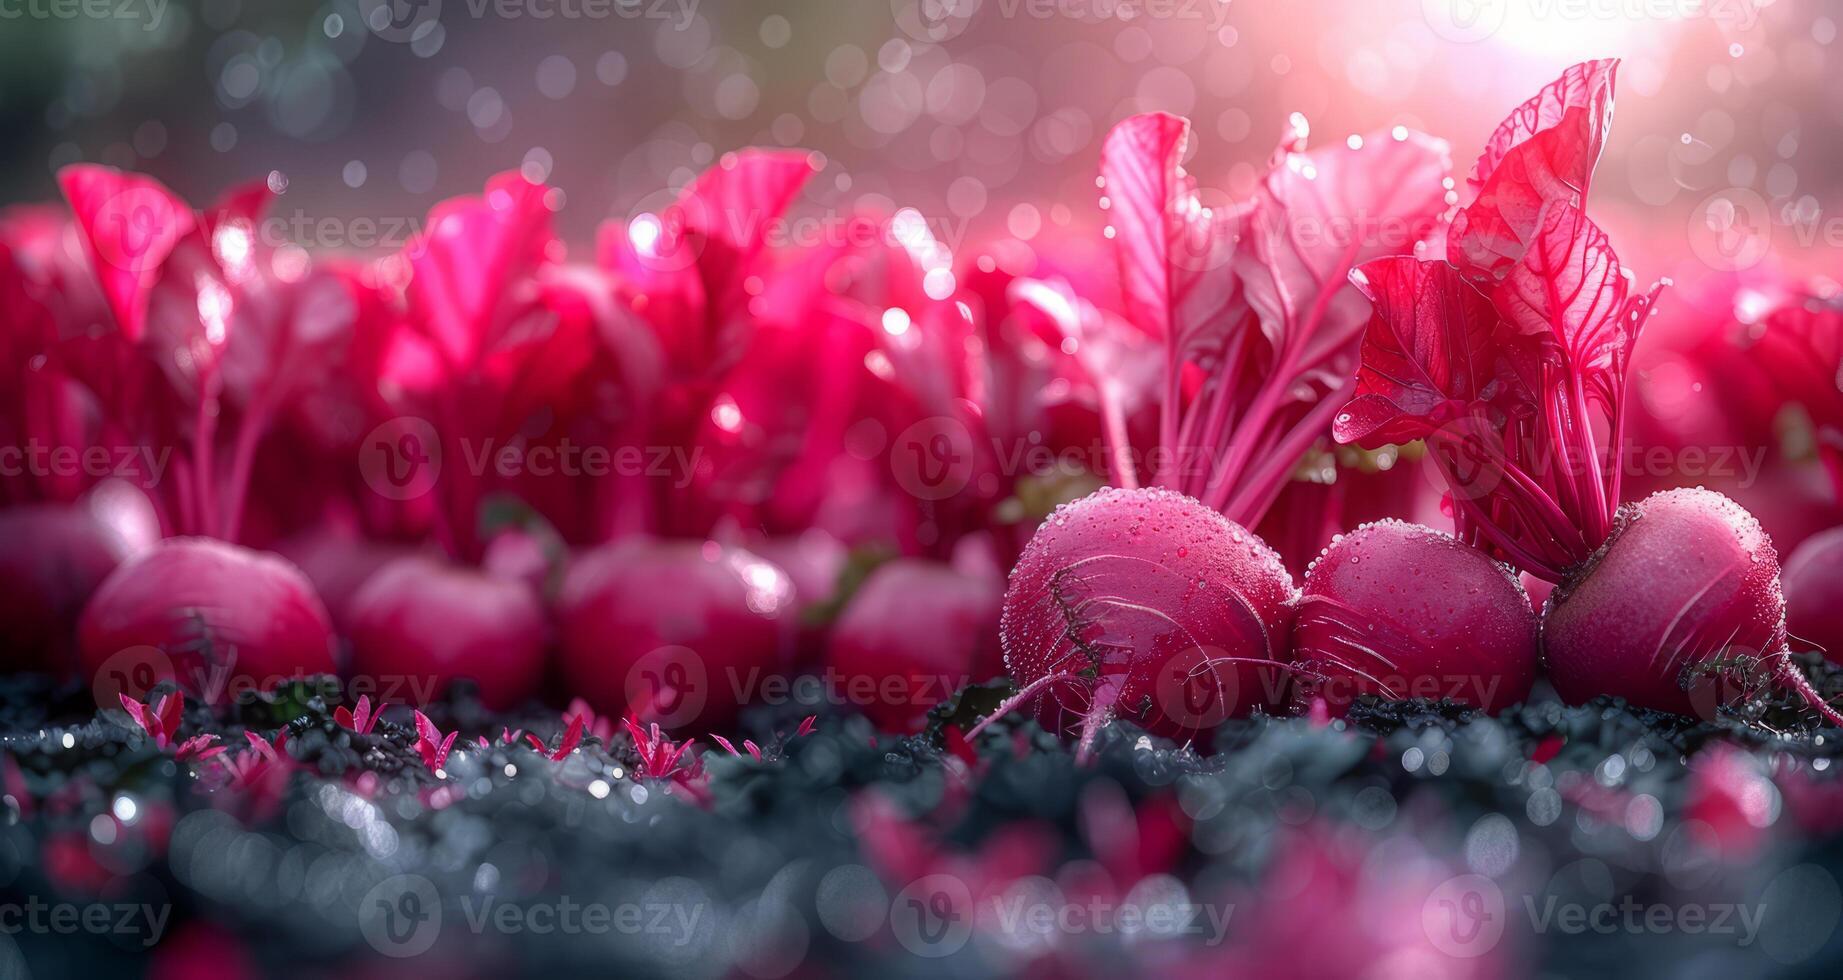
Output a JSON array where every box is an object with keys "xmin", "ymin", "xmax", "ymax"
[
  {"xmin": 1098, "ymin": 113, "xmax": 1239, "ymax": 364},
  {"xmin": 551, "ymin": 713, "xmax": 584, "ymax": 761},
  {"xmin": 1234, "ymin": 122, "xmax": 1452, "ymax": 379},
  {"xmin": 1336, "ymin": 257, "xmax": 1508, "ymax": 448},
  {"xmin": 119, "ymin": 693, "xmax": 152, "ymax": 740},
  {"xmin": 156, "ymin": 692, "xmax": 182, "ymax": 742},
  {"xmin": 413, "ymin": 710, "xmax": 456, "ymax": 770},
  {"xmin": 405, "ymin": 172, "xmax": 556, "ymax": 372},
  {"xmin": 57, "ymin": 165, "xmax": 195, "ymax": 341},
  {"xmin": 1449, "ymin": 60, "xmax": 1619, "ymax": 281},
  {"xmin": 1491, "ymin": 203, "xmax": 1661, "ymax": 389}
]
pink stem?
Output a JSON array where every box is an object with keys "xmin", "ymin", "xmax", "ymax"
[
  {"xmin": 193, "ymin": 391, "xmax": 219, "ymax": 538},
  {"xmin": 221, "ymin": 400, "xmax": 272, "ymax": 545},
  {"xmin": 1074, "ymin": 676, "xmax": 1123, "ymax": 765},
  {"xmin": 1222, "ymin": 383, "xmax": 1352, "ymax": 528},
  {"xmin": 1569, "ymin": 375, "xmax": 1610, "ymax": 541},
  {"xmin": 964, "ymin": 670, "xmax": 1085, "ymax": 743},
  {"xmin": 1774, "ymin": 658, "xmax": 1843, "ymax": 728},
  {"xmin": 1096, "ymin": 385, "xmax": 1138, "ymax": 490}
]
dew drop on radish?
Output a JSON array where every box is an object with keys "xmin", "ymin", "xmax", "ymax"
[
  {"xmin": 991, "ymin": 486, "xmax": 1297, "ymax": 756},
  {"xmin": 1292, "ymin": 520, "xmax": 1537, "ymax": 715},
  {"xmin": 1543, "ymin": 488, "xmax": 1841, "ymax": 724}
]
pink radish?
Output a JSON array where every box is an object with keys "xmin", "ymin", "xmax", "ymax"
[
  {"xmin": 1293, "ymin": 520, "xmax": 1538, "ymax": 715},
  {"xmin": 273, "ymin": 528, "xmax": 420, "ymax": 634},
  {"xmin": 1335, "ymin": 62, "xmax": 1840, "ymax": 725},
  {"xmin": 964, "ymin": 104, "xmax": 1443, "ymax": 754},
  {"xmin": 558, "ymin": 538, "xmax": 793, "ymax": 729},
  {"xmin": 0, "ymin": 499, "xmax": 150, "ymax": 672},
  {"xmin": 980, "ymin": 486, "xmax": 1296, "ymax": 758},
  {"xmin": 1544, "ymin": 488, "xmax": 1840, "ymax": 723},
  {"xmin": 826, "ymin": 558, "xmax": 1002, "ymax": 733},
  {"xmin": 79, "ymin": 538, "xmax": 336, "ymax": 703},
  {"xmin": 347, "ymin": 555, "xmax": 548, "ymax": 711},
  {"xmin": 1784, "ymin": 526, "xmax": 1843, "ymax": 664}
]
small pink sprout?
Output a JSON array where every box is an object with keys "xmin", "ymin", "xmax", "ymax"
[
  {"xmin": 219, "ymin": 730, "xmax": 290, "ymax": 790},
  {"xmin": 623, "ymin": 718, "xmax": 698, "ymax": 782},
  {"xmin": 565, "ymin": 698, "xmax": 614, "ymax": 742},
  {"xmin": 176, "ymin": 735, "xmax": 227, "ymax": 762},
  {"xmin": 334, "ymin": 695, "xmax": 388, "ymax": 734},
  {"xmin": 119, "ymin": 692, "xmax": 181, "ymax": 748},
  {"xmin": 120, "ymin": 691, "xmax": 223, "ymax": 759},
  {"xmin": 527, "ymin": 714, "xmax": 585, "ymax": 762},
  {"xmin": 413, "ymin": 711, "xmax": 458, "ymax": 772},
  {"xmin": 711, "ymin": 716, "xmax": 817, "ymax": 762}
]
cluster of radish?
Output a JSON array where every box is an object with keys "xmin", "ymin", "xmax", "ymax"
[
  {"xmin": 980, "ymin": 60, "xmax": 1843, "ymax": 757},
  {"xmin": 5, "ymin": 142, "xmax": 1018, "ymax": 735},
  {"xmin": 9, "ymin": 59, "xmax": 1840, "ymax": 756}
]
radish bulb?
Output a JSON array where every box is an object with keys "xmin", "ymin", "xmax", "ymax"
[
  {"xmin": 347, "ymin": 555, "xmax": 547, "ymax": 711},
  {"xmin": 1783, "ymin": 526, "xmax": 1843, "ymax": 665},
  {"xmin": 1544, "ymin": 489, "xmax": 1840, "ymax": 723},
  {"xmin": 968, "ymin": 107, "xmax": 1443, "ymax": 756},
  {"xmin": 0, "ymin": 502, "xmax": 147, "ymax": 672},
  {"xmin": 1293, "ymin": 520, "xmax": 1537, "ymax": 715},
  {"xmin": 558, "ymin": 538, "xmax": 793, "ymax": 729},
  {"xmin": 79, "ymin": 538, "xmax": 336, "ymax": 703},
  {"xmin": 826, "ymin": 558, "xmax": 1002, "ymax": 733},
  {"xmin": 984, "ymin": 487, "xmax": 1296, "ymax": 758},
  {"xmin": 1334, "ymin": 63, "xmax": 1839, "ymax": 725}
]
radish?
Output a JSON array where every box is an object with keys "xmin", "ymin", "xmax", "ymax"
[
  {"xmin": 78, "ymin": 538, "xmax": 336, "ymax": 702},
  {"xmin": 557, "ymin": 537, "xmax": 793, "ymax": 729},
  {"xmin": 347, "ymin": 555, "xmax": 547, "ymax": 711},
  {"xmin": 826, "ymin": 558, "xmax": 1002, "ymax": 733},
  {"xmin": 1293, "ymin": 520, "xmax": 1537, "ymax": 714},
  {"xmin": 1337, "ymin": 60, "xmax": 1843, "ymax": 726},
  {"xmin": 1784, "ymin": 527, "xmax": 1843, "ymax": 664},
  {"xmin": 1542, "ymin": 489, "xmax": 1833, "ymax": 720},
  {"xmin": 747, "ymin": 530, "xmax": 848, "ymax": 659},
  {"xmin": 984, "ymin": 486, "xmax": 1296, "ymax": 757},
  {"xmin": 273, "ymin": 527, "xmax": 419, "ymax": 634},
  {"xmin": 965, "ymin": 109, "xmax": 1445, "ymax": 752},
  {"xmin": 0, "ymin": 498, "xmax": 150, "ymax": 672}
]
